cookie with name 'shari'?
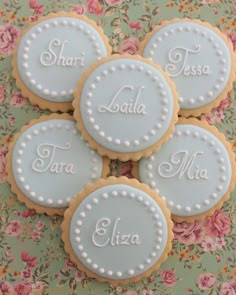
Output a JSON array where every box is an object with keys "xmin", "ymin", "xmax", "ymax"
[{"xmin": 12, "ymin": 12, "xmax": 111, "ymax": 112}]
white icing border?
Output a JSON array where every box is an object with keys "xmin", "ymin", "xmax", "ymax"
[
  {"xmin": 146, "ymin": 23, "xmax": 229, "ymax": 107},
  {"xmin": 84, "ymin": 62, "xmax": 170, "ymax": 147},
  {"xmin": 14, "ymin": 121, "xmax": 101, "ymax": 207},
  {"xmin": 144, "ymin": 127, "xmax": 228, "ymax": 214},
  {"xmin": 72, "ymin": 189, "xmax": 166, "ymax": 278},
  {"xmin": 20, "ymin": 18, "xmax": 104, "ymax": 99}
]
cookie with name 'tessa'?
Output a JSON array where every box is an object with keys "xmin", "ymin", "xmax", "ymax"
[{"xmin": 140, "ymin": 19, "xmax": 235, "ymax": 117}]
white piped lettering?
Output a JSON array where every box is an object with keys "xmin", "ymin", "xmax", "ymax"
[
  {"xmin": 40, "ymin": 39, "xmax": 85, "ymax": 67},
  {"xmin": 165, "ymin": 45, "xmax": 210, "ymax": 77},
  {"xmin": 32, "ymin": 143, "xmax": 76, "ymax": 174},
  {"xmin": 158, "ymin": 150, "xmax": 208, "ymax": 180},
  {"xmin": 92, "ymin": 217, "xmax": 141, "ymax": 247},
  {"xmin": 98, "ymin": 86, "xmax": 146, "ymax": 115}
]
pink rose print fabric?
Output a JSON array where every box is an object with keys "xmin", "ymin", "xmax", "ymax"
[
  {"xmin": 21, "ymin": 252, "xmax": 38, "ymax": 269},
  {"xmin": 220, "ymin": 281, "xmax": 236, "ymax": 295},
  {"xmin": 29, "ymin": 0, "xmax": 44, "ymax": 16},
  {"xmin": 205, "ymin": 210, "xmax": 231, "ymax": 238},
  {"xmin": 0, "ymin": 281, "xmax": 14, "ymax": 295},
  {"xmin": 0, "ymin": 147, "xmax": 7, "ymax": 183},
  {"xmin": 119, "ymin": 37, "xmax": 139, "ymax": 54},
  {"xmin": 227, "ymin": 33, "xmax": 236, "ymax": 51},
  {"xmin": 0, "ymin": 25, "xmax": 19, "ymax": 56},
  {"xmin": 14, "ymin": 281, "xmax": 32, "ymax": 295},
  {"xmin": 86, "ymin": 0, "xmax": 104, "ymax": 16},
  {"xmin": 173, "ymin": 221, "xmax": 204, "ymax": 244},
  {"xmin": 0, "ymin": 86, "xmax": 5, "ymax": 104},
  {"xmin": 5, "ymin": 220, "xmax": 22, "ymax": 237},
  {"xmin": 198, "ymin": 273, "xmax": 216, "ymax": 290},
  {"xmin": 105, "ymin": 0, "xmax": 123, "ymax": 5},
  {"xmin": 9, "ymin": 92, "xmax": 26, "ymax": 108},
  {"xmin": 160, "ymin": 269, "xmax": 176, "ymax": 287},
  {"xmin": 71, "ymin": 5, "xmax": 87, "ymax": 15}
]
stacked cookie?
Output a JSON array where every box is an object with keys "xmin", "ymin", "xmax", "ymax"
[{"xmin": 6, "ymin": 13, "xmax": 236, "ymax": 285}]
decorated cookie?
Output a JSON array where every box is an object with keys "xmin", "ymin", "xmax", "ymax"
[
  {"xmin": 61, "ymin": 177, "xmax": 173, "ymax": 285},
  {"xmin": 6, "ymin": 114, "xmax": 109, "ymax": 215},
  {"xmin": 12, "ymin": 12, "xmax": 111, "ymax": 112},
  {"xmin": 140, "ymin": 19, "xmax": 235, "ymax": 117},
  {"xmin": 73, "ymin": 55, "xmax": 179, "ymax": 161},
  {"xmin": 135, "ymin": 118, "xmax": 236, "ymax": 222}
]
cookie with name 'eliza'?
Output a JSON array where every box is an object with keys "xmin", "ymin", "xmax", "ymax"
[
  {"xmin": 134, "ymin": 118, "xmax": 236, "ymax": 222},
  {"xmin": 6, "ymin": 114, "xmax": 109, "ymax": 215},
  {"xmin": 140, "ymin": 19, "xmax": 235, "ymax": 117},
  {"xmin": 73, "ymin": 54, "xmax": 179, "ymax": 161},
  {"xmin": 61, "ymin": 177, "xmax": 173, "ymax": 285},
  {"xmin": 12, "ymin": 12, "xmax": 111, "ymax": 112}
]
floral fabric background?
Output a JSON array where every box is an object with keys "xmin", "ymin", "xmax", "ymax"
[{"xmin": 0, "ymin": 0, "xmax": 235, "ymax": 294}]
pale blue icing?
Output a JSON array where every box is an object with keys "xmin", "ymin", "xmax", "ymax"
[
  {"xmin": 17, "ymin": 17, "xmax": 108, "ymax": 102},
  {"xmin": 12, "ymin": 119, "xmax": 103, "ymax": 208},
  {"xmin": 70, "ymin": 184, "xmax": 168, "ymax": 280},
  {"xmin": 138, "ymin": 124, "xmax": 232, "ymax": 217},
  {"xmin": 143, "ymin": 21, "xmax": 231, "ymax": 109},
  {"xmin": 79, "ymin": 58, "xmax": 175, "ymax": 153}
]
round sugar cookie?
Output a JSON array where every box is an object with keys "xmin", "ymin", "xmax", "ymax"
[
  {"xmin": 140, "ymin": 19, "xmax": 235, "ymax": 117},
  {"xmin": 61, "ymin": 177, "xmax": 173, "ymax": 285},
  {"xmin": 6, "ymin": 114, "xmax": 109, "ymax": 215},
  {"xmin": 135, "ymin": 118, "xmax": 236, "ymax": 222},
  {"xmin": 12, "ymin": 12, "xmax": 111, "ymax": 112},
  {"xmin": 73, "ymin": 54, "xmax": 179, "ymax": 161}
]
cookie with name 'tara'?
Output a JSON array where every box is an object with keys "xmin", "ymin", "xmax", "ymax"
[{"xmin": 6, "ymin": 114, "xmax": 109, "ymax": 215}]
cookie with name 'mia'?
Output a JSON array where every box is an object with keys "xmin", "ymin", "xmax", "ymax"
[{"xmin": 135, "ymin": 118, "xmax": 236, "ymax": 222}]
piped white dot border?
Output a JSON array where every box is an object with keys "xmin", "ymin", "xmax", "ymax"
[
  {"xmin": 19, "ymin": 17, "xmax": 106, "ymax": 100},
  {"xmin": 145, "ymin": 21, "xmax": 230, "ymax": 107},
  {"xmin": 72, "ymin": 189, "xmax": 166, "ymax": 278},
  {"xmin": 142, "ymin": 125, "xmax": 229, "ymax": 215},
  {"xmin": 83, "ymin": 61, "xmax": 172, "ymax": 148},
  {"xmin": 13, "ymin": 120, "xmax": 102, "ymax": 208}
]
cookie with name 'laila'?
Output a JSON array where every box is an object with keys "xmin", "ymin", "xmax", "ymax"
[
  {"xmin": 135, "ymin": 118, "xmax": 236, "ymax": 222},
  {"xmin": 73, "ymin": 54, "xmax": 179, "ymax": 161},
  {"xmin": 61, "ymin": 177, "xmax": 173, "ymax": 285},
  {"xmin": 140, "ymin": 19, "xmax": 235, "ymax": 117},
  {"xmin": 12, "ymin": 12, "xmax": 111, "ymax": 112},
  {"xmin": 6, "ymin": 114, "xmax": 109, "ymax": 215}
]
